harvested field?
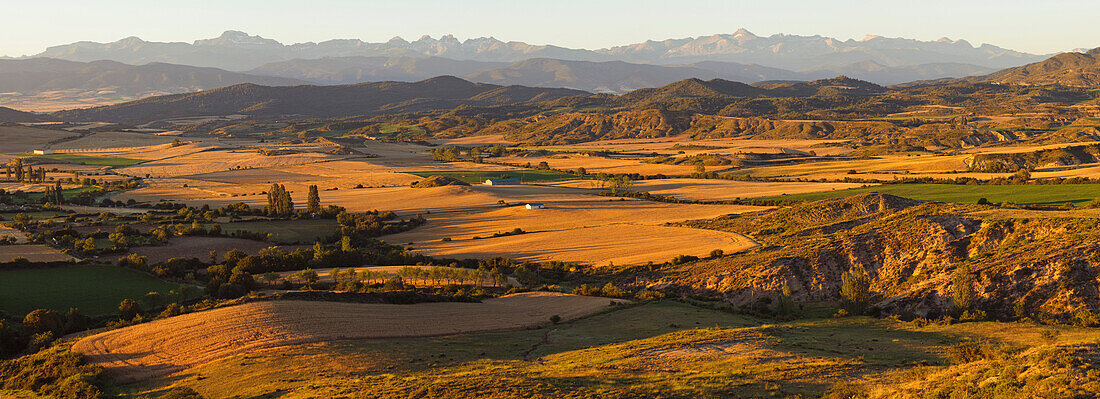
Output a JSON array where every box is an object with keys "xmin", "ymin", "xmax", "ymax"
[
  {"xmin": 385, "ymin": 196, "xmax": 765, "ymax": 243},
  {"xmin": 50, "ymin": 131, "xmax": 177, "ymax": 150},
  {"xmin": 277, "ymin": 265, "xmax": 521, "ymax": 286},
  {"xmin": 0, "ymin": 244, "xmax": 76, "ymax": 262},
  {"xmin": 128, "ymin": 236, "xmax": 301, "ymax": 264},
  {"xmin": 81, "ymin": 142, "xmax": 219, "ymax": 161},
  {"xmin": 553, "ymin": 178, "xmax": 867, "ymax": 200},
  {"xmin": 117, "ymin": 149, "xmax": 342, "ymax": 177},
  {"xmin": 72, "ymin": 292, "xmax": 625, "ymax": 382},
  {"xmin": 736, "ymin": 154, "xmax": 973, "ymax": 179},
  {"xmin": 220, "ymin": 219, "xmax": 339, "ymax": 244},
  {"xmin": 0, "ymin": 225, "xmax": 28, "ymax": 243},
  {"xmin": 185, "ymin": 168, "xmax": 320, "ymax": 184},
  {"xmin": 409, "ymin": 224, "xmax": 758, "ymax": 265},
  {"xmin": 493, "ymin": 154, "xmax": 694, "ymax": 175},
  {"xmin": 0, "ymin": 126, "xmax": 78, "ymax": 154}
]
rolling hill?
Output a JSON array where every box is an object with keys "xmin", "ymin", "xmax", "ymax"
[
  {"xmin": 52, "ymin": 76, "xmax": 587, "ymax": 123},
  {"xmin": 0, "ymin": 106, "xmax": 54, "ymax": 123},
  {"xmin": 972, "ymin": 47, "xmax": 1100, "ymax": 86},
  {"xmin": 249, "ymin": 56, "xmax": 508, "ymax": 85}
]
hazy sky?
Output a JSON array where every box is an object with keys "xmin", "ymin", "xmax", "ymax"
[{"xmin": 3, "ymin": 0, "xmax": 1098, "ymax": 57}]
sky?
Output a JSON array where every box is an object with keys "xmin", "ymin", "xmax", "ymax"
[{"xmin": 3, "ymin": 0, "xmax": 1099, "ymax": 57}]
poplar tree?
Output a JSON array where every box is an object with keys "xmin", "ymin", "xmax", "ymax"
[
  {"xmin": 840, "ymin": 266, "xmax": 870, "ymax": 315},
  {"xmin": 307, "ymin": 185, "xmax": 320, "ymax": 214}
]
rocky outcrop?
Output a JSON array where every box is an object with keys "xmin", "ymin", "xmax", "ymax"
[{"xmin": 664, "ymin": 194, "xmax": 1100, "ymax": 321}]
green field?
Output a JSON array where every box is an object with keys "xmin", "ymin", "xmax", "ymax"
[
  {"xmin": 765, "ymin": 183, "xmax": 1100, "ymax": 205},
  {"xmin": 0, "ymin": 265, "xmax": 184, "ymax": 316},
  {"xmin": 28, "ymin": 153, "xmax": 147, "ymax": 166},
  {"xmin": 410, "ymin": 170, "xmax": 578, "ymax": 184},
  {"xmin": 220, "ymin": 219, "xmax": 340, "ymax": 244}
]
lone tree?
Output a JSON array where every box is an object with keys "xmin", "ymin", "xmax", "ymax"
[
  {"xmin": 307, "ymin": 185, "xmax": 321, "ymax": 214},
  {"xmin": 840, "ymin": 266, "xmax": 870, "ymax": 315},
  {"xmin": 776, "ymin": 280, "xmax": 795, "ymax": 317},
  {"xmin": 23, "ymin": 309, "xmax": 63, "ymax": 334},
  {"xmin": 952, "ymin": 264, "xmax": 974, "ymax": 314},
  {"xmin": 118, "ymin": 299, "xmax": 142, "ymax": 320}
]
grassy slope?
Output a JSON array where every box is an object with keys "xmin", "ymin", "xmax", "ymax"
[
  {"xmin": 410, "ymin": 170, "xmax": 578, "ymax": 184},
  {"xmin": 763, "ymin": 183, "xmax": 1100, "ymax": 205},
  {"xmin": 0, "ymin": 264, "xmax": 181, "ymax": 316},
  {"xmin": 118, "ymin": 300, "xmax": 1100, "ymax": 398}
]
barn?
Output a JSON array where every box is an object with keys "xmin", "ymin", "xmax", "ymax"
[
  {"xmin": 484, "ymin": 178, "xmax": 520, "ymax": 186},
  {"xmin": 525, "ymin": 203, "xmax": 545, "ymax": 209},
  {"xmin": 32, "ymin": 149, "xmax": 55, "ymax": 155}
]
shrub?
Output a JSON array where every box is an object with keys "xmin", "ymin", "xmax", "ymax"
[
  {"xmin": 550, "ymin": 315, "xmax": 562, "ymax": 324},
  {"xmin": 23, "ymin": 309, "xmax": 63, "ymax": 335},
  {"xmin": 0, "ymin": 346, "xmax": 106, "ymax": 398}
]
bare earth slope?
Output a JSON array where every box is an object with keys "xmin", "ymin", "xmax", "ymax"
[{"xmin": 72, "ymin": 293, "xmax": 623, "ymax": 383}]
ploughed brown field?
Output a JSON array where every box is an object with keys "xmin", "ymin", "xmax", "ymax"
[{"xmin": 71, "ymin": 293, "xmax": 625, "ymax": 383}]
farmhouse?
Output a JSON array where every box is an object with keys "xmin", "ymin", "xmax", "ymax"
[
  {"xmin": 32, "ymin": 149, "xmax": 54, "ymax": 155},
  {"xmin": 525, "ymin": 203, "xmax": 545, "ymax": 209},
  {"xmin": 485, "ymin": 178, "xmax": 520, "ymax": 186}
]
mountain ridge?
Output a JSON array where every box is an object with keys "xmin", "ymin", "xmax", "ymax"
[{"xmin": 30, "ymin": 30, "xmax": 1049, "ymax": 72}]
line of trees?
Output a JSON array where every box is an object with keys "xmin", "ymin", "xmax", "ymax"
[
  {"xmin": 266, "ymin": 183, "xmax": 294, "ymax": 217},
  {"xmin": 5, "ymin": 159, "xmax": 48, "ymax": 183}
]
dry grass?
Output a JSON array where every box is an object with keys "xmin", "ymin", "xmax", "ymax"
[{"xmin": 71, "ymin": 293, "xmax": 625, "ymax": 382}]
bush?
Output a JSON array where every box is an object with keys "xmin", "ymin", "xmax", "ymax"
[
  {"xmin": 23, "ymin": 309, "xmax": 63, "ymax": 335},
  {"xmin": 946, "ymin": 339, "xmax": 1006, "ymax": 365},
  {"xmin": 0, "ymin": 346, "xmax": 106, "ymax": 399}
]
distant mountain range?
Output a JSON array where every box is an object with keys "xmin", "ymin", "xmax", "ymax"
[
  {"xmin": 0, "ymin": 58, "xmax": 306, "ymax": 112},
  {"xmin": 0, "ymin": 58, "xmax": 304, "ymax": 94},
  {"xmin": 29, "ymin": 30, "xmax": 1042, "ymax": 74},
  {"xmin": 2, "ymin": 30, "xmax": 1093, "ymax": 113}
]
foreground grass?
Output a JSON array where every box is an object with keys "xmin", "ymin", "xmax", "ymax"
[
  {"xmin": 26, "ymin": 153, "xmax": 147, "ymax": 166},
  {"xmin": 0, "ymin": 264, "xmax": 181, "ymax": 316},
  {"xmin": 763, "ymin": 183, "xmax": 1100, "ymax": 205},
  {"xmin": 411, "ymin": 170, "xmax": 579, "ymax": 184},
  {"xmin": 121, "ymin": 302, "xmax": 950, "ymax": 398},
  {"xmin": 114, "ymin": 299, "xmax": 1100, "ymax": 398}
]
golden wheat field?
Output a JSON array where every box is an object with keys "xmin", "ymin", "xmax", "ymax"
[
  {"xmin": 71, "ymin": 293, "xmax": 625, "ymax": 382},
  {"xmin": 409, "ymin": 224, "xmax": 757, "ymax": 265}
]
